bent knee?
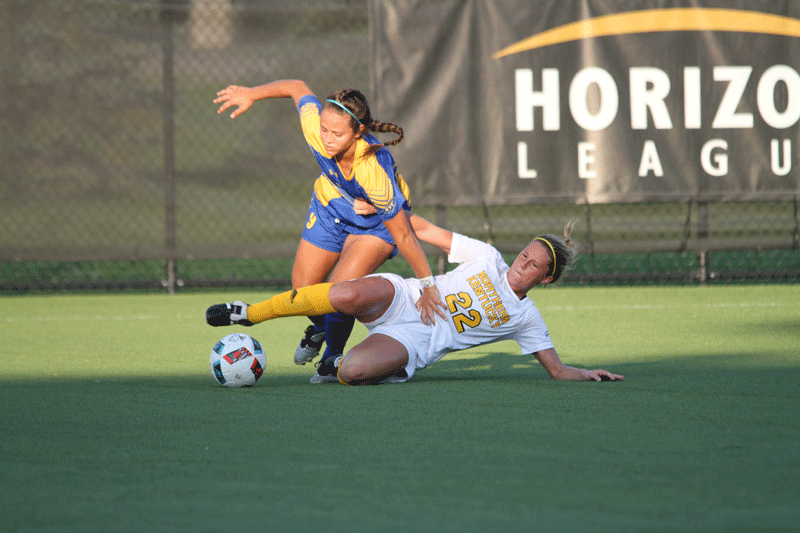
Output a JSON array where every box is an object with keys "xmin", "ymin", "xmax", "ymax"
[
  {"xmin": 337, "ymin": 356, "xmax": 370, "ymax": 385},
  {"xmin": 329, "ymin": 282, "xmax": 364, "ymax": 315}
]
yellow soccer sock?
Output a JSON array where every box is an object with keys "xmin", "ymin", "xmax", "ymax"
[{"xmin": 246, "ymin": 283, "xmax": 336, "ymax": 324}]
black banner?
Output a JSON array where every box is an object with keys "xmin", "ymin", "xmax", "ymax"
[{"xmin": 371, "ymin": 0, "xmax": 800, "ymax": 205}]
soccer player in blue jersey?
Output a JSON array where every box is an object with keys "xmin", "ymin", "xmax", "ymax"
[
  {"xmin": 214, "ymin": 80, "xmax": 446, "ymax": 382},
  {"xmin": 207, "ymin": 216, "xmax": 625, "ymax": 385}
]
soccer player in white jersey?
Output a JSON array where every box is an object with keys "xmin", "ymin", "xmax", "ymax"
[{"xmin": 206, "ymin": 214, "xmax": 624, "ymax": 385}]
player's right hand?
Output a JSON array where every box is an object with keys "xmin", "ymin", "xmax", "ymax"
[
  {"xmin": 415, "ymin": 286, "xmax": 447, "ymax": 326},
  {"xmin": 214, "ymin": 85, "xmax": 254, "ymax": 118}
]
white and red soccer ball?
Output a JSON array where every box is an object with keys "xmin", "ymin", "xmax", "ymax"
[{"xmin": 210, "ymin": 333, "xmax": 266, "ymax": 387}]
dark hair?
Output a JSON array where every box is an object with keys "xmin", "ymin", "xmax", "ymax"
[
  {"xmin": 535, "ymin": 219, "xmax": 578, "ymax": 283},
  {"xmin": 323, "ymin": 88, "xmax": 404, "ymax": 146}
]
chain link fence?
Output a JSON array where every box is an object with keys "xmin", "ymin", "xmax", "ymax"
[{"xmin": 1, "ymin": 0, "xmax": 798, "ymax": 292}]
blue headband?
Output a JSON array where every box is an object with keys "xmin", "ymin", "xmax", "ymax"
[{"xmin": 326, "ymin": 99, "xmax": 362, "ymax": 125}]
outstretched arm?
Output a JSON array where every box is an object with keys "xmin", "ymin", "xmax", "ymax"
[
  {"xmin": 405, "ymin": 212, "xmax": 454, "ymax": 254},
  {"xmin": 214, "ymin": 79, "xmax": 314, "ymax": 118},
  {"xmin": 349, "ymin": 205, "xmax": 454, "ymax": 255},
  {"xmin": 534, "ymin": 348, "xmax": 624, "ymax": 381}
]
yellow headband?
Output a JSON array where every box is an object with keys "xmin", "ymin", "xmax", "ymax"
[{"xmin": 534, "ymin": 237, "xmax": 556, "ymax": 277}]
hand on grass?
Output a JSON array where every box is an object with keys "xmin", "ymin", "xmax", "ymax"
[{"xmin": 584, "ymin": 369, "xmax": 625, "ymax": 382}]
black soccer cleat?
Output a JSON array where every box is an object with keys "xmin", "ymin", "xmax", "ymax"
[
  {"xmin": 206, "ymin": 301, "xmax": 253, "ymax": 327},
  {"xmin": 293, "ymin": 324, "xmax": 325, "ymax": 365},
  {"xmin": 309, "ymin": 355, "xmax": 342, "ymax": 384}
]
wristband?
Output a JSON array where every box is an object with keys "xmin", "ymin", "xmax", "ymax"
[{"xmin": 419, "ymin": 276, "xmax": 435, "ymax": 289}]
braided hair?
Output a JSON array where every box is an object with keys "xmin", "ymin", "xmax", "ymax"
[
  {"xmin": 534, "ymin": 219, "xmax": 578, "ymax": 283},
  {"xmin": 323, "ymin": 88, "xmax": 404, "ymax": 146}
]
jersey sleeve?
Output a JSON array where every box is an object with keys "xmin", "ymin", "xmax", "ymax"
[
  {"xmin": 514, "ymin": 306, "xmax": 554, "ymax": 354},
  {"xmin": 448, "ymin": 233, "xmax": 502, "ymax": 264},
  {"xmin": 357, "ymin": 148, "xmax": 406, "ymax": 221},
  {"xmin": 297, "ymin": 95, "xmax": 327, "ymax": 157}
]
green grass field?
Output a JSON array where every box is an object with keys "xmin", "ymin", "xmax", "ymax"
[{"xmin": 2, "ymin": 285, "xmax": 799, "ymax": 532}]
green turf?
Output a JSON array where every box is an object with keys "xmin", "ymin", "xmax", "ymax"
[{"xmin": 2, "ymin": 286, "xmax": 799, "ymax": 532}]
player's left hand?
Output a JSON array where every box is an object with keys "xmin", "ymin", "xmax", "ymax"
[
  {"xmin": 415, "ymin": 286, "xmax": 448, "ymax": 326},
  {"xmin": 585, "ymin": 369, "xmax": 625, "ymax": 381},
  {"xmin": 214, "ymin": 85, "xmax": 255, "ymax": 118}
]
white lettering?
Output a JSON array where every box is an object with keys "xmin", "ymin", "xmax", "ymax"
[
  {"xmin": 771, "ymin": 139, "xmax": 792, "ymax": 176},
  {"xmin": 517, "ymin": 142, "xmax": 538, "ymax": 178},
  {"xmin": 684, "ymin": 66, "xmax": 702, "ymax": 129},
  {"xmin": 511, "ymin": 64, "xmax": 800, "ymax": 182},
  {"xmin": 514, "ymin": 65, "xmax": 800, "ymax": 132},
  {"xmin": 569, "ymin": 67, "xmax": 618, "ymax": 131},
  {"xmin": 630, "ymin": 67, "xmax": 673, "ymax": 129},
  {"xmin": 701, "ymin": 139, "xmax": 729, "ymax": 176},
  {"xmin": 578, "ymin": 142, "xmax": 596, "ymax": 179},
  {"xmin": 515, "ymin": 68, "xmax": 560, "ymax": 131},
  {"xmin": 757, "ymin": 65, "xmax": 800, "ymax": 129},
  {"xmin": 638, "ymin": 141, "xmax": 664, "ymax": 177},
  {"xmin": 713, "ymin": 66, "xmax": 753, "ymax": 128}
]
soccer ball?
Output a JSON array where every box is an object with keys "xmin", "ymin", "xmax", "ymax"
[{"xmin": 209, "ymin": 333, "xmax": 266, "ymax": 387}]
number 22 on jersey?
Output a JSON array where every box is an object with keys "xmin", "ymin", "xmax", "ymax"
[{"xmin": 445, "ymin": 292, "xmax": 482, "ymax": 333}]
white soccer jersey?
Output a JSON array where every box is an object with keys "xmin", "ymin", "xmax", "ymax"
[
  {"xmin": 424, "ymin": 233, "xmax": 554, "ymax": 366},
  {"xmin": 365, "ymin": 233, "xmax": 554, "ymax": 377}
]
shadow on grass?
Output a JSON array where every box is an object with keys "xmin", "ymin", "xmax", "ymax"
[
  {"xmin": 2, "ymin": 353, "xmax": 799, "ymax": 533},
  {"xmin": 3, "ymin": 345, "xmax": 799, "ymax": 389}
]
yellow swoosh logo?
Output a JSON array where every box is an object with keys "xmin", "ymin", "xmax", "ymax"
[{"xmin": 494, "ymin": 8, "xmax": 800, "ymax": 59}]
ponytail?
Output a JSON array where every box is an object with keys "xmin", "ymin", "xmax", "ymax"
[
  {"xmin": 324, "ymin": 89, "xmax": 404, "ymax": 146},
  {"xmin": 535, "ymin": 219, "xmax": 579, "ymax": 283}
]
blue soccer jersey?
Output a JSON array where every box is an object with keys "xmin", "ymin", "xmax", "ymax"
[{"xmin": 297, "ymin": 95, "xmax": 411, "ymax": 230}]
